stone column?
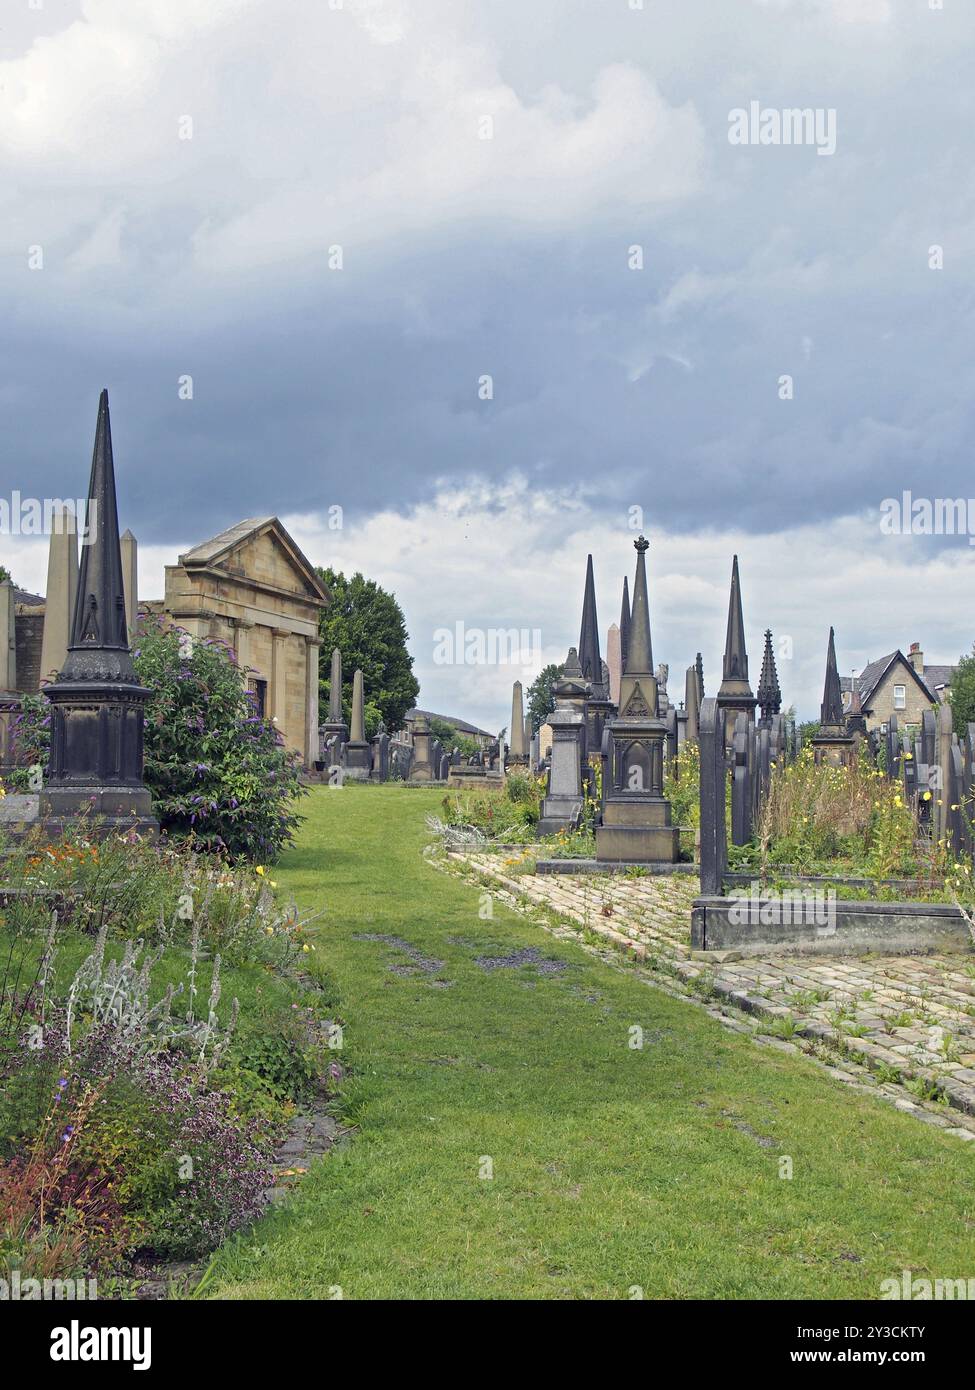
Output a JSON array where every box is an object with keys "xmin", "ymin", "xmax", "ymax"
[
  {"xmin": 0, "ymin": 580, "xmax": 16, "ymax": 692},
  {"xmin": 120, "ymin": 528, "xmax": 138, "ymax": 637},
  {"xmin": 235, "ymin": 618, "xmax": 255, "ymax": 675},
  {"xmin": 271, "ymin": 629, "xmax": 289, "ymax": 735},
  {"xmin": 304, "ymin": 637, "xmax": 321, "ymax": 767},
  {"xmin": 411, "ymin": 713, "xmax": 434, "ymax": 781},
  {"xmin": 39, "ymin": 505, "xmax": 79, "ymax": 683}
]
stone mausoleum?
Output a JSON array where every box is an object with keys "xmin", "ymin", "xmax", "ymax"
[{"xmin": 145, "ymin": 518, "xmax": 328, "ymax": 767}]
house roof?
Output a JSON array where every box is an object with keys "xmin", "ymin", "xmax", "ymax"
[
  {"xmin": 842, "ymin": 650, "xmax": 956, "ymax": 709},
  {"xmin": 406, "ymin": 708, "xmax": 496, "ymax": 739},
  {"xmin": 13, "ymin": 587, "xmax": 45, "ymax": 607},
  {"xmin": 179, "ymin": 517, "xmax": 329, "ymax": 603}
]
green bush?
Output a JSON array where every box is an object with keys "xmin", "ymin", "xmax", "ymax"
[{"xmin": 10, "ymin": 615, "xmax": 307, "ymax": 862}]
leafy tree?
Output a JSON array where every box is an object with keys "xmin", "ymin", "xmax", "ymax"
[
  {"xmin": 948, "ymin": 644, "xmax": 975, "ymax": 731},
  {"xmin": 11, "ymin": 616, "xmax": 305, "ymax": 861},
  {"xmin": 428, "ymin": 716, "xmax": 478, "ymax": 759},
  {"xmin": 0, "ymin": 565, "xmax": 12, "ymax": 585},
  {"xmin": 316, "ymin": 568, "xmax": 419, "ymax": 732},
  {"xmin": 798, "ymin": 720, "xmax": 821, "ymax": 747},
  {"xmin": 526, "ymin": 663, "xmax": 563, "ymax": 733}
]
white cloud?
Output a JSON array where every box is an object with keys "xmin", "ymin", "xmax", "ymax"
[
  {"xmin": 5, "ymin": 481, "xmax": 971, "ymax": 730},
  {"xmin": 0, "ymin": 1, "xmax": 705, "ymax": 284}
]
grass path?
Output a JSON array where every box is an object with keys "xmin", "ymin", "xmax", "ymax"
[{"xmin": 202, "ymin": 786, "xmax": 974, "ymax": 1300}]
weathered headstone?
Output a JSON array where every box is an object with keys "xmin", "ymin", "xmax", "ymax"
[
  {"xmin": 537, "ymin": 646, "xmax": 587, "ymax": 837},
  {"xmin": 698, "ymin": 696, "xmax": 727, "ymax": 896}
]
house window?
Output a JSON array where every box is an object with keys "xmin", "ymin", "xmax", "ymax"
[
  {"xmin": 893, "ymin": 684, "xmax": 906, "ymax": 710},
  {"xmin": 250, "ymin": 678, "xmax": 267, "ymax": 717}
]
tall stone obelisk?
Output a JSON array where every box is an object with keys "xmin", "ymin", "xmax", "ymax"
[
  {"xmin": 507, "ymin": 680, "xmax": 528, "ymax": 769},
  {"xmin": 39, "ymin": 505, "xmax": 79, "ymax": 683},
  {"xmin": 40, "ymin": 391, "xmax": 157, "ymax": 837},
  {"xmin": 343, "ymin": 668, "xmax": 372, "ymax": 779}
]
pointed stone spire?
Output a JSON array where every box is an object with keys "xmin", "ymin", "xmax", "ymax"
[
  {"xmin": 578, "ymin": 554, "xmax": 603, "ymax": 693},
  {"xmin": 820, "ymin": 627, "xmax": 844, "ymax": 727},
  {"xmin": 328, "ymin": 647, "xmax": 343, "ymax": 722},
  {"xmin": 39, "ymin": 505, "xmax": 79, "ymax": 682},
  {"xmin": 716, "ymin": 556, "xmax": 756, "ymax": 732},
  {"xmin": 624, "ymin": 537, "xmax": 653, "ymax": 678},
  {"xmin": 619, "ymin": 575, "xmax": 631, "ymax": 672},
  {"xmin": 64, "ymin": 390, "xmax": 132, "ymax": 674},
  {"xmin": 42, "ymin": 391, "xmax": 156, "ymax": 835},
  {"xmin": 756, "ymin": 629, "xmax": 782, "ymax": 722},
  {"xmin": 695, "ymin": 652, "xmax": 704, "ymax": 700},
  {"xmin": 722, "ymin": 555, "xmax": 748, "ymax": 683},
  {"xmin": 350, "ymin": 668, "xmax": 366, "ymax": 742}
]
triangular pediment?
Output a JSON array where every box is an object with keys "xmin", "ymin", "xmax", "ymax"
[
  {"xmin": 180, "ymin": 517, "xmax": 328, "ymax": 604},
  {"xmin": 622, "ymin": 681, "xmax": 651, "ymax": 717}
]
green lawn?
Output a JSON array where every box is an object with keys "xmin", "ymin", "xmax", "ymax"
[{"xmin": 201, "ymin": 785, "xmax": 974, "ymax": 1300}]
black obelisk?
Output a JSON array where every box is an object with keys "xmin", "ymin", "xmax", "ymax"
[{"xmin": 41, "ymin": 392, "xmax": 157, "ymax": 836}]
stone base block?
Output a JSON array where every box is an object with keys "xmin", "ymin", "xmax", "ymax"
[
  {"xmin": 342, "ymin": 742, "xmax": 373, "ymax": 781},
  {"xmin": 39, "ymin": 785, "xmax": 158, "ymax": 839},
  {"xmin": 601, "ymin": 797, "xmax": 672, "ymax": 828},
  {"xmin": 537, "ymin": 797, "xmax": 583, "ymax": 838},
  {"xmin": 595, "ymin": 824, "xmax": 679, "ymax": 863}
]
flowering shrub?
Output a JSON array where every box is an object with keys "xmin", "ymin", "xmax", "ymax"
[
  {"xmin": 10, "ymin": 615, "xmax": 306, "ymax": 862},
  {"xmin": 1, "ymin": 1014, "xmax": 272, "ymax": 1261}
]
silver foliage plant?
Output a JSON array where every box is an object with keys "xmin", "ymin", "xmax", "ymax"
[{"xmin": 60, "ymin": 916, "xmax": 239, "ymax": 1070}]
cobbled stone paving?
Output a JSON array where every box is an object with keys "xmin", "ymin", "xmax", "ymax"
[{"xmin": 452, "ymin": 852, "xmax": 975, "ymax": 1141}]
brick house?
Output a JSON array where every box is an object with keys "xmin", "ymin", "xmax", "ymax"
[{"xmin": 841, "ymin": 642, "xmax": 957, "ymax": 734}]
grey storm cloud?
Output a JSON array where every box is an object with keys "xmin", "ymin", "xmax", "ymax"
[
  {"xmin": 1, "ymin": 0, "xmax": 973, "ymax": 733},
  {"xmin": 1, "ymin": 0, "xmax": 973, "ymax": 552}
]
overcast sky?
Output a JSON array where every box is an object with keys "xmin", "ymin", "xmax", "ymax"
[{"xmin": 1, "ymin": 0, "xmax": 973, "ymax": 726}]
